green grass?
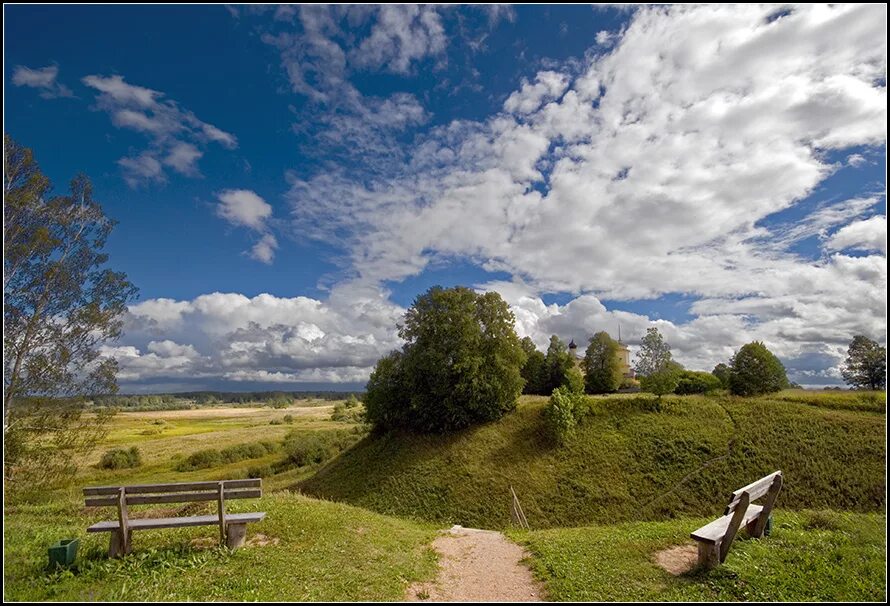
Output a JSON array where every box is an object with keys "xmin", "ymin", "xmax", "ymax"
[
  {"xmin": 300, "ymin": 391, "xmax": 885, "ymax": 529},
  {"xmin": 509, "ymin": 509, "xmax": 886, "ymax": 601},
  {"xmin": 3, "ymin": 492, "xmax": 438, "ymax": 602}
]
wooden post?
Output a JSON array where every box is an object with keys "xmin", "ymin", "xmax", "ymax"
[
  {"xmin": 720, "ymin": 492, "xmax": 749, "ymax": 563},
  {"xmin": 226, "ymin": 523, "xmax": 248, "ymax": 549},
  {"xmin": 749, "ymin": 474, "xmax": 782, "ymax": 538},
  {"xmin": 112, "ymin": 487, "xmax": 131, "ymax": 557},
  {"xmin": 217, "ymin": 481, "xmax": 227, "ymax": 546},
  {"xmin": 697, "ymin": 541, "xmax": 720, "ymax": 569}
]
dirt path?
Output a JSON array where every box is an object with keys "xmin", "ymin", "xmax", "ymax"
[{"xmin": 407, "ymin": 525, "xmax": 544, "ymax": 602}]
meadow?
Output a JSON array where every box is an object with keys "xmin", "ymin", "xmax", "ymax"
[{"xmin": 3, "ymin": 390, "xmax": 886, "ymax": 602}]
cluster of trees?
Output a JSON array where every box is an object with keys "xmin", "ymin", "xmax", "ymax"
[
  {"xmin": 365, "ymin": 286, "xmax": 527, "ymax": 433},
  {"xmin": 94, "ymin": 390, "xmax": 362, "ymax": 410},
  {"xmin": 519, "ymin": 336, "xmax": 583, "ymax": 395}
]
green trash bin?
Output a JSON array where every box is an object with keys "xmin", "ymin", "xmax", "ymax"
[{"xmin": 48, "ymin": 538, "xmax": 79, "ymax": 568}]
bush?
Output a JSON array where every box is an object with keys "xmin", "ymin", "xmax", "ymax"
[
  {"xmin": 283, "ymin": 414, "xmax": 294, "ymax": 424},
  {"xmin": 331, "ymin": 401, "xmax": 365, "ymax": 422},
  {"xmin": 674, "ymin": 370, "xmax": 722, "ymax": 395},
  {"xmin": 640, "ymin": 361, "xmax": 683, "ymax": 397},
  {"xmin": 175, "ymin": 441, "xmax": 278, "ymax": 471},
  {"xmin": 99, "ymin": 446, "xmax": 141, "ymax": 470},
  {"xmin": 269, "ymin": 419, "xmax": 283, "ymax": 425},
  {"xmin": 545, "ymin": 386, "xmax": 586, "ymax": 445},
  {"xmin": 564, "ymin": 365, "xmax": 585, "ymax": 394},
  {"xmin": 729, "ymin": 341, "xmax": 789, "ymax": 396},
  {"xmin": 365, "ymin": 287, "xmax": 526, "ymax": 433}
]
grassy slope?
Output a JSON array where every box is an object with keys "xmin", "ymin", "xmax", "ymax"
[
  {"xmin": 510, "ymin": 509, "xmax": 886, "ymax": 601},
  {"xmin": 300, "ymin": 391, "xmax": 886, "ymax": 529},
  {"xmin": 3, "ymin": 492, "xmax": 438, "ymax": 602}
]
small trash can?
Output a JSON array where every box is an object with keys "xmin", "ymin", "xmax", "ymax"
[{"xmin": 48, "ymin": 538, "xmax": 79, "ymax": 568}]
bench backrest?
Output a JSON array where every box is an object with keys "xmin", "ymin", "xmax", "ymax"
[
  {"xmin": 83, "ymin": 479, "xmax": 261, "ymax": 507},
  {"xmin": 724, "ymin": 470, "xmax": 782, "ymax": 515}
]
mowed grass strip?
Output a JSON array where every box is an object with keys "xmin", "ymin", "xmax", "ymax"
[
  {"xmin": 3, "ymin": 492, "xmax": 438, "ymax": 602},
  {"xmin": 300, "ymin": 391, "xmax": 885, "ymax": 529},
  {"xmin": 509, "ymin": 509, "xmax": 886, "ymax": 602}
]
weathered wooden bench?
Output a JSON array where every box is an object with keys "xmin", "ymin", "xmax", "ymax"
[
  {"xmin": 691, "ymin": 470, "xmax": 783, "ymax": 568},
  {"xmin": 84, "ymin": 479, "xmax": 266, "ymax": 557}
]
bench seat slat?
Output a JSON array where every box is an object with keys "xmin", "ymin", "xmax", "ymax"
[
  {"xmin": 691, "ymin": 505, "xmax": 763, "ymax": 544},
  {"xmin": 86, "ymin": 512, "xmax": 266, "ymax": 533},
  {"xmin": 83, "ymin": 479, "xmax": 261, "ymax": 496},
  {"xmin": 85, "ymin": 489, "xmax": 261, "ymax": 508}
]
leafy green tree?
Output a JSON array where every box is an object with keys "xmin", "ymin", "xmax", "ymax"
[
  {"xmin": 675, "ymin": 370, "xmax": 722, "ymax": 395},
  {"xmin": 544, "ymin": 386, "xmax": 585, "ymax": 445},
  {"xmin": 712, "ymin": 363, "xmax": 731, "ymax": 389},
  {"xmin": 519, "ymin": 336, "xmax": 547, "ymax": 395},
  {"xmin": 634, "ymin": 327, "xmax": 673, "ymax": 377},
  {"xmin": 365, "ymin": 286, "xmax": 526, "ymax": 433},
  {"xmin": 4, "ymin": 135, "xmax": 138, "ymax": 488},
  {"xmin": 729, "ymin": 341, "xmax": 789, "ymax": 396},
  {"xmin": 564, "ymin": 365, "xmax": 585, "ymax": 394},
  {"xmin": 583, "ymin": 332, "xmax": 623, "ymax": 394},
  {"xmin": 640, "ymin": 361, "xmax": 684, "ymax": 398},
  {"xmin": 544, "ymin": 335, "xmax": 576, "ymax": 394},
  {"xmin": 841, "ymin": 335, "xmax": 886, "ymax": 390}
]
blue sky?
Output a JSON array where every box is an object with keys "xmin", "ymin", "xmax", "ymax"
[{"xmin": 5, "ymin": 4, "xmax": 887, "ymax": 392}]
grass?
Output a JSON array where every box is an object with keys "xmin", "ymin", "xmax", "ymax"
[
  {"xmin": 509, "ymin": 509, "xmax": 886, "ymax": 601},
  {"xmin": 300, "ymin": 391, "xmax": 885, "ymax": 529},
  {"xmin": 3, "ymin": 492, "xmax": 438, "ymax": 602}
]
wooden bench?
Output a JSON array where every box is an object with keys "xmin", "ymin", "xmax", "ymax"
[
  {"xmin": 84, "ymin": 479, "xmax": 266, "ymax": 557},
  {"xmin": 691, "ymin": 470, "xmax": 783, "ymax": 568}
]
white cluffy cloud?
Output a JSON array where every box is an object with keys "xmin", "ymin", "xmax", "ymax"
[
  {"xmin": 215, "ymin": 189, "xmax": 279, "ymax": 264},
  {"xmin": 103, "ymin": 283, "xmax": 405, "ymax": 387},
  {"xmin": 12, "ymin": 64, "xmax": 73, "ymax": 99},
  {"xmin": 283, "ymin": 4, "xmax": 886, "ymax": 383},
  {"xmin": 82, "ymin": 74, "xmax": 237, "ymax": 187}
]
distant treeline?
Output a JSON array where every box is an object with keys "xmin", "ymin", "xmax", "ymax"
[{"xmin": 92, "ymin": 391, "xmax": 364, "ymax": 410}]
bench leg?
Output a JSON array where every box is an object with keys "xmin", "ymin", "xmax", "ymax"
[
  {"xmin": 697, "ymin": 541, "xmax": 720, "ymax": 569},
  {"xmin": 225, "ymin": 523, "xmax": 247, "ymax": 550},
  {"xmin": 108, "ymin": 530, "xmax": 132, "ymax": 558}
]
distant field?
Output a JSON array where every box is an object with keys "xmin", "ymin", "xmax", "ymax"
[{"xmin": 300, "ymin": 390, "xmax": 886, "ymax": 529}]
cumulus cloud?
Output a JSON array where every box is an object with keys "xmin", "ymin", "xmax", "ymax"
[
  {"xmin": 215, "ymin": 189, "xmax": 278, "ymax": 263},
  {"xmin": 12, "ymin": 64, "xmax": 74, "ymax": 99},
  {"xmin": 102, "ymin": 284, "xmax": 405, "ymax": 387},
  {"xmin": 82, "ymin": 74, "xmax": 237, "ymax": 187},
  {"xmin": 826, "ymin": 215, "xmax": 887, "ymax": 254},
  {"xmin": 282, "ymin": 4, "xmax": 886, "ymax": 384}
]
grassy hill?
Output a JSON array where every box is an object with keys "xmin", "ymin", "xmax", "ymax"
[{"xmin": 299, "ymin": 391, "xmax": 886, "ymax": 530}]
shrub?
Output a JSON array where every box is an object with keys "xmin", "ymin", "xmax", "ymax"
[
  {"xmin": 331, "ymin": 402, "xmax": 365, "ymax": 423},
  {"xmin": 675, "ymin": 370, "xmax": 722, "ymax": 395},
  {"xmin": 99, "ymin": 446, "xmax": 141, "ymax": 470},
  {"xmin": 729, "ymin": 341, "xmax": 789, "ymax": 396},
  {"xmin": 283, "ymin": 415, "xmax": 294, "ymax": 424},
  {"xmin": 545, "ymin": 386, "xmax": 586, "ymax": 445},
  {"xmin": 640, "ymin": 361, "xmax": 683, "ymax": 397},
  {"xmin": 175, "ymin": 441, "xmax": 278, "ymax": 471},
  {"xmin": 564, "ymin": 365, "xmax": 585, "ymax": 394},
  {"xmin": 269, "ymin": 419, "xmax": 283, "ymax": 425}
]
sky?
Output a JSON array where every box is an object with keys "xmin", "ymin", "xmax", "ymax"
[{"xmin": 5, "ymin": 4, "xmax": 887, "ymax": 392}]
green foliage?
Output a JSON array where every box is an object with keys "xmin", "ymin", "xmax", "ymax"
[
  {"xmin": 564, "ymin": 366, "xmax": 585, "ymax": 394},
  {"xmin": 675, "ymin": 370, "xmax": 723, "ymax": 395},
  {"xmin": 283, "ymin": 429, "xmax": 362, "ymax": 468},
  {"xmin": 98, "ymin": 446, "xmax": 141, "ymax": 470},
  {"xmin": 513, "ymin": 510, "xmax": 886, "ymax": 602},
  {"xmin": 640, "ymin": 361, "xmax": 684, "ymax": 397},
  {"xmin": 583, "ymin": 332, "xmax": 623, "ymax": 394},
  {"xmin": 544, "ymin": 386, "xmax": 587, "ymax": 444},
  {"xmin": 331, "ymin": 401, "xmax": 365, "ymax": 422},
  {"xmin": 175, "ymin": 441, "xmax": 278, "ymax": 472},
  {"xmin": 283, "ymin": 414, "xmax": 294, "ymax": 424},
  {"xmin": 841, "ymin": 335, "xmax": 886, "ymax": 390},
  {"xmin": 544, "ymin": 335, "xmax": 577, "ymax": 394},
  {"xmin": 729, "ymin": 341, "xmax": 789, "ymax": 396},
  {"xmin": 519, "ymin": 337, "xmax": 548, "ymax": 395},
  {"xmin": 4, "ymin": 135, "xmax": 138, "ymax": 489},
  {"xmin": 365, "ymin": 286, "xmax": 526, "ymax": 433},
  {"xmin": 712, "ymin": 362, "xmax": 731, "ymax": 388},
  {"xmin": 633, "ymin": 327, "xmax": 673, "ymax": 377},
  {"xmin": 302, "ymin": 392, "xmax": 885, "ymax": 530}
]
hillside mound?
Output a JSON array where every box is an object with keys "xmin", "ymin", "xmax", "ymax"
[{"xmin": 299, "ymin": 392, "xmax": 885, "ymax": 529}]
